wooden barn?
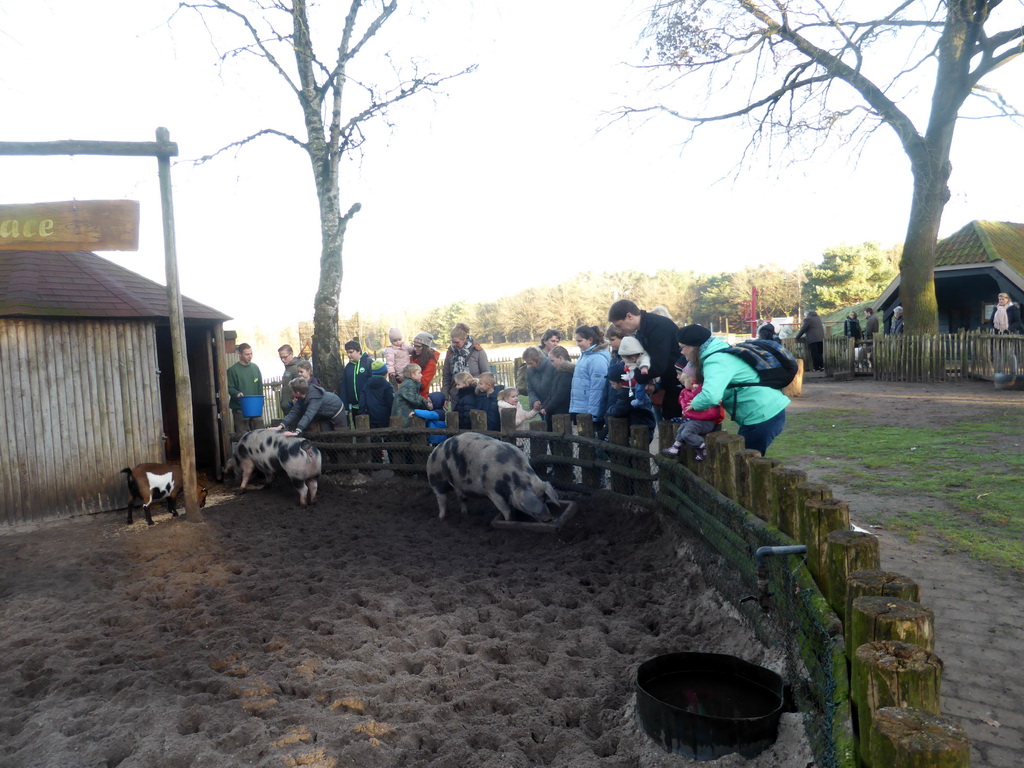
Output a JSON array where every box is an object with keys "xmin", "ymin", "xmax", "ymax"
[
  {"xmin": 0, "ymin": 250, "xmax": 232, "ymax": 526},
  {"xmin": 876, "ymin": 220, "xmax": 1024, "ymax": 331}
]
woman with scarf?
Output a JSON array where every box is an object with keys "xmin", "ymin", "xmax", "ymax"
[
  {"xmin": 441, "ymin": 323, "xmax": 490, "ymax": 405},
  {"xmin": 992, "ymin": 293, "xmax": 1024, "ymax": 334}
]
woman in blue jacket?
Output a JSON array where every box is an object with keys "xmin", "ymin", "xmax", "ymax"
[{"xmin": 569, "ymin": 325, "xmax": 610, "ymax": 428}]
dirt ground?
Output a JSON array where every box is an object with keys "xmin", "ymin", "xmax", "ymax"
[{"xmin": 0, "ymin": 476, "xmax": 813, "ymax": 768}]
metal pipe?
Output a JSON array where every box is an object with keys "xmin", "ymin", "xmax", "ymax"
[{"xmin": 754, "ymin": 545, "xmax": 807, "ymax": 569}]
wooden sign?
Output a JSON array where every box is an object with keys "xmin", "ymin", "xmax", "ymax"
[{"xmin": 0, "ymin": 200, "xmax": 139, "ymax": 251}]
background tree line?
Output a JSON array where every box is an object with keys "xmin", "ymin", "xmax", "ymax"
[{"xmin": 301, "ymin": 242, "xmax": 899, "ymax": 352}]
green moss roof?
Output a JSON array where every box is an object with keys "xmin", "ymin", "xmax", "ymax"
[{"xmin": 935, "ymin": 220, "xmax": 1024, "ymax": 273}]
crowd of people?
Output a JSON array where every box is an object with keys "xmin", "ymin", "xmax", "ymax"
[
  {"xmin": 225, "ymin": 290, "xmax": 1024, "ymax": 458},
  {"xmin": 226, "ymin": 300, "xmax": 800, "ymax": 459}
]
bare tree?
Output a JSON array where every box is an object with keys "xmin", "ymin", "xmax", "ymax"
[
  {"xmin": 631, "ymin": 1, "xmax": 1023, "ymax": 333},
  {"xmin": 181, "ymin": 0, "xmax": 473, "ymax": 387}
]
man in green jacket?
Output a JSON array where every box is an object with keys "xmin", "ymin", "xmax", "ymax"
[
  {"xmin": 228, "ymin": 342, "xmax": 265, "ymax": 434},
  {"xmin": 677, "ymin": 325, "xmax": 789, "ymax": 456}
]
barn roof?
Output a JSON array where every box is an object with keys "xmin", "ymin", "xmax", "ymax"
[
  {"xmin": 0, "ymin": 250, "xmax": 230, "ymax": 321},
  {"xmin": 935, "ymin": 220, "xmax": 1024, "ymax": 273}
]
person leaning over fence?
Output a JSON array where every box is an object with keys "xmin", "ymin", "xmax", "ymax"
[
  {"xmin": 277, "ymin": 377, "xmax": 345, "ymax": 435},
  {"xmin": 604, "ymin": 359, "xmax": 656, "ymax": 444},
  {"xmin": 278, "ymin": 344, "xmax": 305, "ymax": 416},
  {"xmin": 794, "ymin": 310, "xmax": 825, "ymax": 372},
  {"xmin": 677, "ymin": 324, "xmax": 789, "ymax": 457},
  {"xmin": 608, "ymin": 299, "xmax": 682, "ymax": 419},
  {"xmin": 391, "ymin": 363, "xmax": 432, "ymax": 428},
  {"xmin": 540, "ymin": 346, "xmax": 573, "ymax": 428},
  {"xmin": 227, "ymin": 342, "xmax": 265, "ymax": 433},
  {"xmin": 521, "ymin": 346, "xmax": 554, "ymax": 414}
]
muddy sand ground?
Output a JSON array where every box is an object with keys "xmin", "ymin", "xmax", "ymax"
[{"xmin": 0, "ymin": 478, "xmax": 813, "ymax": 768}]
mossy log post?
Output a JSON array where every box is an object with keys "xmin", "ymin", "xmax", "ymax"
[
  {"xmin": 849, "ymin": 596, "xmax": 935, "ymax": 654},
  {"xmin": 733, "ymin": 449, "xmax": 762, "ymax": 510},
  {"xmin": 408, "ymin": 415, "xmax": 429, "ymax": 466},
  {"xmin": 550, "ymin": 414, "xmax": 574, "ymax": 484},
  {"xmin": 852, "ymin": 641, "xmax": 943, "ymax": 765},
  {"xmin": 499, "ymin": 406, "xmax": 517, "ymax": 442},
  {"xmin": 794, "ymin": 482, "xmax": 833, "ymax": 547},
  {"xmin": 770, "ymin": 467, "xmax": 808, "ymax": 537},
  {"xmin": 577, "ymin": 417, "xmax": 601, "ymax": 488},
  {"xmin": 825, "ymin": 530, "xmax": 879, "ymax": 620},
  {"xmin": 711, "ymin": 433, "xmax": 746, "ymax": 501},
  {"xmin": 353, "ymin": 414, "xmax": 372, "ymax": 465},
  {"xmin": 845, "ymin": 571, "xmax": 922, "ymax": 658},
  {"xmin": 748, "ymin": 457, "xmax": 781, "ymax": 523},
  {"xmin": 445, "ymin": 411, "xmax": 459, "ymax": 430},
  {"xmin": 804, "ymin": 500, "xmax": 851, "ymax": 587},
  {"xmin": 868, "ymin": 707, "xmax": 969, "ymax": 768},
  {"xmin": 657, "ymin": 420, "xmax": 676, "ymax": 453},
  {"xmin": 630, "ymin": 425, "xmax": 654, "ymax": 498},
  {"xmin": 469, "ymin": 409, "xmax": 488, "ymax": 433},
  {"xmin": 607, "ymin": 418, "xmax": 631, "ymax": 494}
]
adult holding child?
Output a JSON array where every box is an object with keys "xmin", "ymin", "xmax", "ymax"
[
  {"xmin": 569, "ymin": 325, "xmax": 610, "ymax": 429},
  {"xmin": 677, "ymin": 324, "xmax": 789, "ymax": 456},
  {"xmin": 607, "ymin": 300, "xmax": 682, "ymax": 419},
  {"xmin": 441, "ymin": 323, "xmax": 490, "ymax": 404}
]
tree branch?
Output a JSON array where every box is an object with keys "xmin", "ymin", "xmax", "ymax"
[{"xmin": 193, "ymin": 128, "xmax": 305, "ymax": 164}]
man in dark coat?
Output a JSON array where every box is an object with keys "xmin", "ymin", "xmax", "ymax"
[
  {"xmin": 338, "ymin": 340, "xmax": 373, "ymax": 423},
  {"xmin": 795, "ymin": 311, "xmax": 826, "ymax": 371},
  {"xmin": 608, "ymin": 299, "xmax": 682, "ymax": 419}
]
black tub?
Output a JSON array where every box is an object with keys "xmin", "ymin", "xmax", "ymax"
[{"xmin": 636, "ymin": 652, "xmax": 785, "ymax": 760}]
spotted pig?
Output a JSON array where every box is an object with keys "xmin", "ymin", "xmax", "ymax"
[
  {"xmin": 425, "ymin": 432, "xmax": 558, "ymax": 522},
  {"xmin": 225, "ymin": 429, "xmax": 321, "ymax": 507}
]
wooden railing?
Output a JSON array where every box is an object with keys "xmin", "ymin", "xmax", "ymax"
[{"xmin": 817, "ymin": 332, "xmax": 1024, "ymax": 383}]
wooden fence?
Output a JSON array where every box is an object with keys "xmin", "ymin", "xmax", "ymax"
[{"xmin": 814, "ymin": 332, "xmax": 1024, "ymax": 384}]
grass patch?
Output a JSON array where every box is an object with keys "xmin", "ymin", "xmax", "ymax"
[{"xmin": 770, "ymin": 407, "xmax": 1024, "ymax": 571}]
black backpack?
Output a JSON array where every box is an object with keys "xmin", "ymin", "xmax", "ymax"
[{"xmin": 705, "ymin": 339, "xmax": 798, "ymax": 390}]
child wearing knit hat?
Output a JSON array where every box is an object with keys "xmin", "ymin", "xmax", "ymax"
[{"xmin": 384, "ymin": 328, "xmax": 414, "ymax": 391}]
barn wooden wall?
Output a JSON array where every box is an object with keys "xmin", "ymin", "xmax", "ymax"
[{"xmin": 0, "ymin": 318, "xmax": 163, "ymax": 526}]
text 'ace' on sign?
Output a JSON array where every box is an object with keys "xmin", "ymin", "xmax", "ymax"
[{"xmin": 0, "ymin": 200, "xmax": 140, "ymax": 252}]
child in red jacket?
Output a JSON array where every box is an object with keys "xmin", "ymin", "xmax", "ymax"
[{"xmin": 661, "ymin": 358, "xmax": 724, "ymax": 461}]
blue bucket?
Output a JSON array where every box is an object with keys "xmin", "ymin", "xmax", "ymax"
[{"xmin": 240, "ymin": 395, "xmax": 264, "ymax": 418}]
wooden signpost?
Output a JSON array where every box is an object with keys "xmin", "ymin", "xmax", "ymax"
[
  {"xmin": 0, "ymin": 200, "xmax": 139, "ymax": 251},
  {"xmin": 0, "ymin": 130, "xmax": 202, "ymax": 521}
]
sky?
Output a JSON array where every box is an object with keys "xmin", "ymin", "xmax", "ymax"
[{"xmin": 3, "ymin": 0, "xmax": 1023, "ymax": 339}]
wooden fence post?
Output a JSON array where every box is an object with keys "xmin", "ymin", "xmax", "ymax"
[
  {"xmin": 852, "ymin": 641, "xmax": 943, "ymax": 765},
  {"xmin": 607, "ymin": 417, "xmax": 630, "ymax": 493},
  {"xmin": 848, "ymin": 596, "xmax": 935, "ymax": 654},
  {"xmin": 499, "ymin": 406, "xmax": 517, "ymax": 442},
  {"xmin": 794, "ymin": 481, "xmax": 833, "ymax": 546},
  {"xmin": 712, "ymin": 433, "xmax": 746, "ymax": 501},
  {"xmin": 803, "ymin": 499, "xmax": 851, "ymax": 586},
  {"xmin": 529, "ymin": 420, "xmax": 549, "ymax": 477},
  {"xmin": 578, "ymin": 416, "xmax": 601, "ymax": 488},
  {"xmin": 354, "ymin": 414, "xmax": 371, "ymax": 465},
  {"xmin": 770, "ymin": 466, "xmax": 807, "ymax": 537},
  {"xmin": 469, "ymin": 409, "xmax": 488, "ymax": 433},
  {"xmin": 733, "ymin": 449, "xmax": 762, "ymax": 510},
  {"xmin": 869, "ymin": 707, "xmax": 969, "ymax": 768},
  {"xmin": 825, "ymin": 530, "xmax": 879, "ymax": 619},
  {"xmin": 845, "ymin": 571, "xmax": 921, "ymax": 658},
  {"xmin": 551, "ymin": 414, "xmax": 574, "ymax": 485},
  {"xmin": 748, "ymin": 457, "xmax": 781, "ymax": 522},
  {"xmin": 630, "ymin": 424, "xmax": 653, "ymax": 498}
]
